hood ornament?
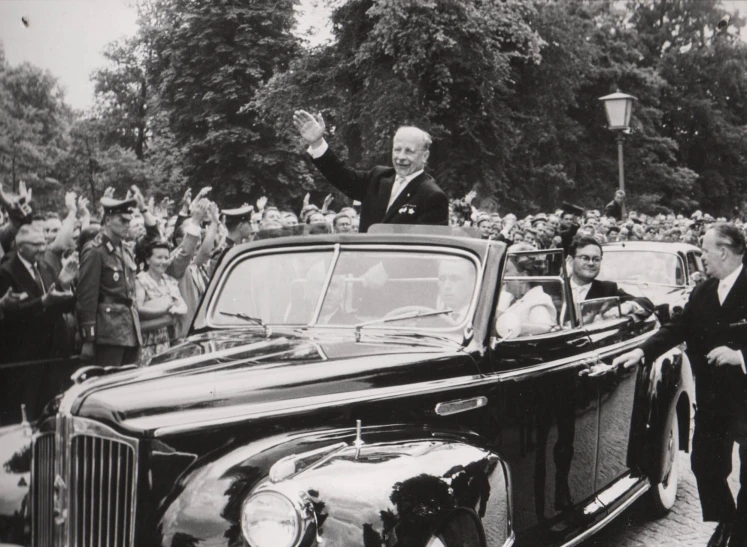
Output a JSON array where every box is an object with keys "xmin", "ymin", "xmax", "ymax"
[{"xmin": 353, "ymin": 419, "xmax": 364, "ymax": 460}]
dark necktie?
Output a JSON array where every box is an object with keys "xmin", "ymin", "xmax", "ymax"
[{"xmin": 32, "ymin": 263, "xmax": 46, "ymax": 294}]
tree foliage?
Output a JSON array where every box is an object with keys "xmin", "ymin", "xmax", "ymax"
[{"xmin": 4, "ymin": 0, "xmax": 747, "ymax": 217}]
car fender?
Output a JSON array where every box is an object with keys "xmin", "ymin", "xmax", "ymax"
[
  {"xmin": 0, "ymin": 423, "xmax": 33, "ymax": 546},
  {"xmin": 154, "ymin": 425, "xmax": 512, "ymax": 547},
  {"xmin": 630, "ymin": 346, "xmax": 692, "ymax": 483}
]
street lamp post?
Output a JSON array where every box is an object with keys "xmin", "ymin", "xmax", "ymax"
[{"xmin": 599, "ymin": 90, "xmax": 636, "ymax": 219}]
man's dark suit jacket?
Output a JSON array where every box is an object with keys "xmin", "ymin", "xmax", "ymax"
[
  {"xmin": 585, "ymin": 279, "xmax": 655, "ymax": 319},
  {"xmin": 0, "ymin": 255, "xmax": 71, "ymax": 364},
  {"xmin": 641, "ymin": 270, "xmax": 747, "ymax": 416},
  {"xmin": 311, "ymin": 148, "xmax": 449, "ymax": 233}
]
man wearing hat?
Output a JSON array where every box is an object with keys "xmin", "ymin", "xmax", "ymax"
[
  {"xmin": 77, "ymin": 197, "xmax": 142, "ymax": 366},
  {"xmin": 293, "ymin": 110, "xmax": 448, "ymax": 232},
  {"xmin": 222, "ymin": 205, "xmax": 255, "ymax": 249}
]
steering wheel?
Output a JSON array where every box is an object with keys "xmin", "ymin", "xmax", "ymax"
[{"xmin": 383, "ymin": 305, "xmax": 456, "ymax": 326}]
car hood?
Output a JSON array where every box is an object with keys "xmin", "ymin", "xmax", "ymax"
[{"xmin": 69, "ymin": 329, "xmax": 475, "ymax": 438}]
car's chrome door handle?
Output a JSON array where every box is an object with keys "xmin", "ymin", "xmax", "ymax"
[{"xmin": 586, "ymin": 363, "xmax": 617, "ymax": 378}]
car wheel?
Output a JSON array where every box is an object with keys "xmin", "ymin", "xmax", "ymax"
[
  {"xmin": 648, "ymin": 411, "xmax": 679, "ymax": 516},
  {"xmin": 426, "ymin": 512, "xmax": 482, "ymax": 547}
]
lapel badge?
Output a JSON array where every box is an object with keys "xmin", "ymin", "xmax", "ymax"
[
  {"xmin": 106, "ymin": 241, "xmax": 114, "ymax": 253},
  {"xmin": 113, "ymin": 272, "xmax": 120, "ymax": 282}
]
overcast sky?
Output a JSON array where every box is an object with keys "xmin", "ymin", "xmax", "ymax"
[{"xmin": 0, "ymin": 0, "xmax": 744, "ymax": 111}]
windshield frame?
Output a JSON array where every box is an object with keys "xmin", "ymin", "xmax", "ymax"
[
  {"xmin": 205, "ymin": 243, "xmax": 484, "ymax": 332},
  {"xmin": 600, "ymin": 249, "xmax": 686, "ymax": 288}
]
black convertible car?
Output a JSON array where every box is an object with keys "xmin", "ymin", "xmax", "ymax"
[{"xmin": 2, "ymin": 226, "xmax": 693, "ymax": 547}]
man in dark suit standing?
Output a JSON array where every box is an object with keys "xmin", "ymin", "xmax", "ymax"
[
  {"xmin": 567, "ymin": 234, "xmax": 654, "ymax": 319},
  {"xmin": 292, "ymin": 110, "xmax": 449, "ymax": 233},
  {"xmin": 0, "ymin": 225, "xmax": 75, "ymax": 421},
  {"xmin": 614, "ymin": 224, "xmax": 747, "ymax": 547}
]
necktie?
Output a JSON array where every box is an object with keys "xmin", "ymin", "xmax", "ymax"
[
  {"xmin": 388, "ymin": 176, "xmax": 406, "ymax": 209},
  {"xmin": 32, "ymin": 264, "xmax": 46, "ymax": 294}
]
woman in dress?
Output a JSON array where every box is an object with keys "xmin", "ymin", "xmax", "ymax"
[{"xmin": 136, "ymin": 240, "xmax": 187, "ymax": 360}]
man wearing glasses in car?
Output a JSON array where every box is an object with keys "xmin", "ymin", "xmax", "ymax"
[{"xmin": 568, "ymin": 234, "xmax": 654, "ymax": 320}]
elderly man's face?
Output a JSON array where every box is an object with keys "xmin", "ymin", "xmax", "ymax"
[
  {"xmin": 438, "ymin": 260, "xmax": 473, "ymax": 311},
  {"xmin": 19, "ymin": 239, "xmax": 46, "ymax": 263},
  {"xmin": 392, "ymin": 128, "xmax": 429, "ymax": 178},
  {"xmin": 44, "ymin": 218, "xmax": 62, "ymax": 243}
]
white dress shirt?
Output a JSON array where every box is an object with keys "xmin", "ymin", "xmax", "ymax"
[
  {"xmin": 17, "ymin": 253, "xmax": 45, "ymax": 292},
  {"xmin": 718, "ymin": 264, "xmax": 743, "ymax": 305},
  {"xmin": 570, "ymin": 277, "xmax": 592, "ymax": 303}
]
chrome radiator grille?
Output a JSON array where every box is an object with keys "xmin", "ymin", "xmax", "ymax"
[
  {"xmin": 32, "ymin": 434, "xmax": 55, "ymax": 547},
  {"xmin": 32, "ymin": 417, "xmax": 139, "ymax": 547},
  {"xmin": 69, "ymin": 435, "xmax": 136, "ymax": 547}
]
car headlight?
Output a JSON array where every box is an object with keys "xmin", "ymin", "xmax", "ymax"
[{"xmin": 240, "ymin": 490, "xmax": 303, "ymax": 547}]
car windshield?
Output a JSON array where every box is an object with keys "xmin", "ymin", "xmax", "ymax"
[
  {"xmin": 210, "ymin": 247, "xmax": 479, "ymax": 329},
  {"xmin": 599, "ymin": 250, "xmax": 684, "ymax": 286}
]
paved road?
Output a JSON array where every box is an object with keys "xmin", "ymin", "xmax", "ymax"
[{"xmin": 582, "ymin": 448, "xmax": 741, "ymax": 546}]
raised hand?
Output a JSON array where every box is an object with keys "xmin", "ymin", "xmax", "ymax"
[
  {"xmin": 191, "ymin": 198, "xmax": 210, "ymax": 224},
  {"xmin": 130, "ymin": 185, "xmax": 146, "ymax": 211},
  {"xmin": 65, "ymin": 191, "xmax": 78, "ymax": 214},
  {"xmin": 59, "ymin": 253, "xmax": 80, "ymax": 286},
  {"xmin": 256, "ymin": 196, "xmax": 268, "ymax": 211},
  {"xmin": 208, "ymin": 202, "xmax": 220, "ymax": 223},
  {"xmin": 103, "ymin": 187, "xmax": 115, "ymax": 199},
  {"xmin": 180, "ymin": 188, "xmax": 192, "ymax": 215},
  {"xmin": 322, "ymin": 194, "xmax": 334, "ymax": 209},
  {"xmin": 77, "ymin": 196, "xmax": 90, "ymax": 217},
  {"xmin": 464, "ymin": 190, "xmax": 477, "ymax": 205},
  {"xmin": 302, "ymin": 193, "xmax": 310, "ymax": 208},
  {"xmin": 292, "ymin": 110, "xmax": 325, "ymax": 146}
]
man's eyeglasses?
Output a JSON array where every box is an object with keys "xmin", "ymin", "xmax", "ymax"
[{"xmin": 575, "ymin": 254, "xmax": 602, "ymax": 264}]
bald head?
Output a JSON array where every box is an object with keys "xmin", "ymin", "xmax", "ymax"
[{"xmin": 392, "ymin": 126, "xmax": 431, "ymax": 178}]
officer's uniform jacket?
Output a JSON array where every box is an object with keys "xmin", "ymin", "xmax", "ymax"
[{"xmin": 77, "ymin": 232, "xmax": 141, "ymax": 347}]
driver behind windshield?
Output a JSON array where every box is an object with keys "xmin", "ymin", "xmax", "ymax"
[{"xmin": 436, "ymin": 259, "xmax": 474, "ymax": 323}]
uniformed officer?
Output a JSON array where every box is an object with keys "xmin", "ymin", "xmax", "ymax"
[
  {"xmin": 77, "ymin": 197, "xmax": 142, "ymax": 366},
  {"xmin": 222, "ymin": 205, "xmax": 254, "ymax": 249}
]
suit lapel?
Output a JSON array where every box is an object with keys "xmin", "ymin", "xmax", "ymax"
[
  {"xmin": 721, "ymin": 267, "xmax": 747, "ymax": 310},
  {"xmin": 10, "ymin": 256, "xmax": 42, "ymax": 298},
  {"xmin": 585, "ymin": 280, "xmax": 602, "ymax": 301},
  {"xmin": 381, "ymin": 173, "xmax": 425, "ymax": 223}
]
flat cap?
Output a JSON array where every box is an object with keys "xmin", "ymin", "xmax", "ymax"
[
  {"xmin": 531, "ymin": 213, "xmax": 548, "ymax": 225},
  {"xmin": 101, "ymin": 197, "xmax": 137, "ymax": 217}
]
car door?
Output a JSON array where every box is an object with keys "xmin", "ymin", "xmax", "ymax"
[
  {"xmin": 580, "ymin": 298, "xmax": 656, "ymax": 512},
  {"xmin": 486, "ymin": 249, "xmax": 604, "ymax": 546}
]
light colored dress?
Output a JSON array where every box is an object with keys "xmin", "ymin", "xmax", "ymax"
[{"xmin": 136, "ymin": 271, "xmax": 187, "ymax": 360}]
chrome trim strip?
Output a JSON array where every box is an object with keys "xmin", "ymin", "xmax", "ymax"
[
  {"xmin": 595, "ymin": 331, "xmax": 654, "ymax": 359},
  {"xmin": 559, "ymin": 481, "xmax": 650, "ymax": 547}
]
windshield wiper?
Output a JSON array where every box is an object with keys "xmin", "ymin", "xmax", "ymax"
[
  {"xmin": 354, "ymin": 309, "xmax": 453, "ymax": 341},
  {"xmin": 219, "ymin": 311, "xmax": 272, "ymax": 336}
]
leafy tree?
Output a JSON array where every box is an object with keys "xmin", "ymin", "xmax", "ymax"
[
  {"xmin": 138, "ymin": 0, "xmax": 304, "ymax": 207},
  {"xmin": 91, "ymin": 37, "xmax": 150, "ymax": 159},
  {"xmin": 255, "ymin": 0, "xmax": 543, "ymax": 207},
  {"xmin": 0, "ymin": 45, "xmax": 70, "ymax": 194}
]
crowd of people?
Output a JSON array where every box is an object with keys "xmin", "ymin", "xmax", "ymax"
[{"xmin": 0, "ymin": 175, "xmax": 731, "ymax": 373}]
